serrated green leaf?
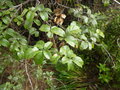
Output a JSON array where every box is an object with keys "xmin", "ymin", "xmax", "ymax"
[
  {"xmin": 34, "ymin": 19, "xmax": 41, "ymax": 26},
  {"xmin": 61, "ymin": 56, "xmax": 69, "ymax": 64},
  {"xmin": 82, "ymin": 16, "xmax": 88, "ymax": 23},
  {"xmin": 2, "ymin": 16, "xmax": 10, "ymax": 25},
  {"xmin": 2, "ymin": 10, "xmax": 10, "ymax": 16},
  {"xmin": 80, "ymin": 34, "xmax": 87, "ymax": 41},
  {"xmin": 25, "ymin": 47, "xmax": 39, "ymax": 59},
  {"xmin": 67, "ymin": 50, "xmax": 76, "ymax": 58},
  {"xmin": 36, "ymin": 4, "xmax": 44, "ymax": 11},
  {"xmin": 43, "ymin": 50, "xmax": 52, "ymax": 59},
  {"xmin": 96, "ymin": 29, "xmax": 105, "ymax": 38},
  {"xmin": 5, "ymin": 28, "xmax": 16, "ymax": 37},
  {"xmin": 39, "ymin": 24, "xmax": 50, "ymax": 32},
  {"xmin": 24, "ymin": 11, "xmax": 35, "ymax": 29},
  {"xmin": 66, "ymin": 24, "xmax": 81, "ymax": 34},
  {"xmin": 29, "ymin": 27, "xmax": 39, "ymax": 37},
  {"xmin": 26, "ymin": 11, "xmax": 35, "ymax": 21},
  {"xmin": 34, "ymin": 51, "xmax": 44, "ymax": 64},
  {"xmin": 17, "ymin": 21, "xmax": 22, "ymax": 26},
  {"xmin": 39, "ymin": 11, "xmax": 48, "ymax": 21},
  {"xmin": 91, "ymin": 19, "xmax": 97, "ymax": 26},
  {"xmin": 80, "ymin": 41, "xmax": 88, "ymax": 50},
  {"xmin": 51, "ymin": 26, "xmax": 65, "ymax": 37},
  {"xmin": 67, "ymin": 60, "xmax": 74, "ymax": 71},
  {"xmin": 88, "ymin": 42, "xmax": 93, "ymax": 50},
  {"xmin": 34, "ymin": 31, "xmax": 39, "ymax": 37},
  {"xmin": 45, "ymin": 8, "xmax": 52, "ymax": 12},
  {"xmin": 73, "ymin": 56, "xmax": 83, "ymax": 68},
  {"xmin": 35, "ymin": 40, "xmax": 45, "ymax": 49},
  {"xmin": 60, "ymin": 45, "xmax": 70, "ymax": 56},
  {"xmin": 0, "ymin": 39, "xmax": 10, "ymax": 47},
  {"xmin": 24, "ymin": 20, "xmax": 32, "ymax": 29},
  {"xmin": 44, "ymin": 41, "xmax": 53, "ymax": 49},
  {"xmin": 51, "ymin": 54, "xmax": 60, "ymax": 64},
  {"xmin": 47, "ymin": 32, "xmax": 53, "ymax": 38},
  {"xmin": 91, "ymin": 37, "xmax": 97, "ymax": 42},
  {"xmin": 65, "ymin": 36, "xmax": 78, "ymax": 47}
]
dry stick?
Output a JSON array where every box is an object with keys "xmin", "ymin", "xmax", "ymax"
[
  {"xmin": 114, "ymin": 0, "xmax": 120, "ymax": 4},
  {"xmin": 25, "ymin": 60, "xmax": 34, "ymax": 90}
]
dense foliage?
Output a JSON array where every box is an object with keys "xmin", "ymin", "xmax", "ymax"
[{"xmin": 0, "ymin": 0, "xmax": 120, "ymax": 89}]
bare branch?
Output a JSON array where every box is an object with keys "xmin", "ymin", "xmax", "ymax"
[
  {"xmin": 114, "ymin": 0, "xmax": 120, "ymax": 5},
  {"xmin": 25, "ymin": 60, "xmax": 34, "ymax": 90}
]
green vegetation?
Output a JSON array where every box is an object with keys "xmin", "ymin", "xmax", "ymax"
[{"xmin": 0, "ymin": 0, "xmax": 120, "ymax": 89}]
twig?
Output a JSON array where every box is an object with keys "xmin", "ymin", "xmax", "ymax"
[
  {"xmin": 52, "ymin": 78, "xmax": 67, "ymax": 90},
  {"xmin": 56, "ymin": 3, "xmax": 71, "ymax": 9},
  {"xmin": 36, "ymin": 0, "xmax": 40, "ymax": 5},
  {"xmin": 117, "ymin": 38, "xmax": 120, "ymax": 48},
  {"xmin": 25, "ymin": 60, "xmax": 34, "ymax": 90},
  {"xmin": 95, "ymin": 43, "xmax": 115, "ymax": 67},
  {"xmin": 113, "ymin": 0, "xmax": 120, "ymax": 4},
  {"xmin": 28, "ymin": 34, "xmax": 31, "ymax": 44},
  {"xmin": 0, "ymin": 0, "xmax": 32, "ymax": 12}
]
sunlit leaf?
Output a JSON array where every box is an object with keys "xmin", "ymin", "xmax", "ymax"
[
  {"xmin": 44, "ymin": 41, "xmax": 53, "ymax": 50},
  {"xmin": 51, "ymin": 26, "xmax": 65, "ymax": 37},
  {"xmin": 96, "ymin": 29, "xmax": 105, "ymax": 38},
  {"xmin": 65, "ymin": 36, "xmax": 78, "ymax": 47},
  {"xmin": 39, "ymin": 11, "xmax": 48, "ymax": 21},
  {"xmin": 47, "ymin": 32, "xmax": 53, "ymax": 38},
  {"xmin": 39, "ymin": 24, "xmax": 50, "ymax": 32},
  {"xmin": 60, "ymin": 45, "xmax": 70, "ymax": 56},
  {"xmin": 25, "ymin": 47, "xmax": 39, "ymax": 59},
  {"xmin": 43, "ymin": 50, "xmax": 52, "ymax": 59},
  {"xmin": 80, "ymin": 41, "xmax": 88, "ymax": 50},
  {"xmin": 61, "ymin": 56, "xmax": 69, "ymax": 64},
  {"xmin": 73, "ymin": 56, "xmax": 84, "ymax": 68}
]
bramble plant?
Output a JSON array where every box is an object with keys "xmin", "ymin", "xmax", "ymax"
[
  {"xmin": 0, "ymin": 2, "xmax": 104, "ymax": 71},
  {"xmin": 2, "ymin": 0, "xmax": 120, "ymax": 89}
]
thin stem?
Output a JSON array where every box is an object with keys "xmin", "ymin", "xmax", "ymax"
[
  {"xmin": 114, "ymin": 0, "xmax": 120, "ymax": 4},
  {"xmin": 25, "ymin": 60, "xmax": 34, "ymax": 90}
]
